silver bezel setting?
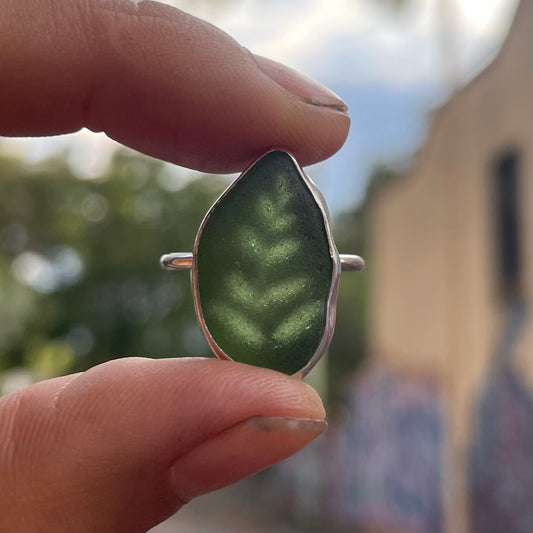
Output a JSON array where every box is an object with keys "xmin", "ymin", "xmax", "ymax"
[{"xmin": 160, "ymin": 151, "xmax": 364, "ymax": 378}]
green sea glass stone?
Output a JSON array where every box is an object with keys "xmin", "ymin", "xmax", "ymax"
[{"xmin": 196, "ymin": 151, "xmax": 334, "ymax": 375}]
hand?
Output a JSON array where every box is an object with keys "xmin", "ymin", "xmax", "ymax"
[{"xmin": 0, "ymin": 1, "xmax": 349, "ymax": 531}]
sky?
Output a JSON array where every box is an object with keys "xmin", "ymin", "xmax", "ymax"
[{"xmin": 0, "ymin": 0, "xmax": 519, "ymax": 214}]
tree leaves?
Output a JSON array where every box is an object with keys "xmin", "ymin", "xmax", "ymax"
[
  {"xmin": 196, "ymin": 151, "xmax": 334, "ymax": 375},
  {"xmin": 0, "ymin": 151, "xmax": 227, "ymax": 372}
]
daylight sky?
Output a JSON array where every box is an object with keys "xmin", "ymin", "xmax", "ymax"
[
  {"xmin": 0, "ymin": 0, "xmax": 519, "ymax": 214},
  {"xmin": 178, "ymin": 0, "xmax": 515, "ymax": 87}
]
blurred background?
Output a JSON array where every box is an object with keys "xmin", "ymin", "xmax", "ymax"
[{"xmin": 1, "ymin": 0, "xmax": 531, "ymax": 532}]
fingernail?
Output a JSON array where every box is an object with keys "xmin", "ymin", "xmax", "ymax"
[
  {"xmin": 254, "ymin": 55, "xmax": 348, "ymax": 113},
  {"xmin": 244, "ymin": 415, "xmax": 327, "ymax": 435},
  {"xmin": 170, "ymin": 415, "xmax": 326, "ymax": 500}
]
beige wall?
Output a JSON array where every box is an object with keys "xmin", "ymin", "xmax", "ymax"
[
  {"xmin": 368, "ymin": 1, "xmax": 532, "ymax": 531},
  {"xmin": 370, "ymin": 0, "xmax": 532, "ymax": 390}
]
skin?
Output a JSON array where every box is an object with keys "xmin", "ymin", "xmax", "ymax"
[{"xmin": 0, "ymin": 0, "xmax": 349, "ymax": 531}]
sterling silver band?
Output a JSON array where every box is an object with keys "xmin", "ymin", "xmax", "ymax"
[{"xmin": 160, "ymin": 252, "xmax": 365, "ymax": 272}]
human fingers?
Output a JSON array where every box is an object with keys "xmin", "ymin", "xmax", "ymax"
[
  {"xmin": 0, "ymin": 357, "xmax": 325, "ymax": 532},
  {"xmin": 1, "ymin": 0, "xmax": 349, "ymax": 173}
]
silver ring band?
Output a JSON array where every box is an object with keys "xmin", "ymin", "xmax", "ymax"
[{"xmin": 160, "ymin": 252, "xmax": 365, "ymax": 272}]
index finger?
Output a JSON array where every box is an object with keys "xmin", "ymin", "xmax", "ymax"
[{"xmin": 1, "ymin": 0, "xmax": 349, "ymax": 173}]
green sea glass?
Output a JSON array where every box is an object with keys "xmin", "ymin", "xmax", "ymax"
[{"xmin": 196, "ymin": 151, "xmax": 334, "ymax": 375}]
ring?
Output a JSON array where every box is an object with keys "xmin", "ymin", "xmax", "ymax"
[{"xmin": 160, "ymin": 151, "xmax": 364, "ymax": 377}]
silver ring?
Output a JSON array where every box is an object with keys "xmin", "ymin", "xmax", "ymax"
[
  {"xmin": 160, "ymin": 253, "xmax": 365, "ymax": 272},
  {"xmin": 160, "ymin": 151, "xmax": 364, "ymax": 377}
]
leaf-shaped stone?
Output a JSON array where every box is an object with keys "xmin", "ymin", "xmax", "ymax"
[{"xmin": 194, "ymin": 151, "xmax": 338, "ymax": 375}]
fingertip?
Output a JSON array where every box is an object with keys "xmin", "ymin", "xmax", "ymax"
[
  {"xmin": 0, "ymin": 358, "xmax": 327, "ymax": 530},
  {"xmin": 56, "ymin": 357, "xmax": 326, "ymax": 451},
  {"xmin": 1, "ymin": 0, "xmax": 350, "ymax": 172},
  {"xmin": 170, "ymin": 415, "xmax": 327, "ymax": 500}
]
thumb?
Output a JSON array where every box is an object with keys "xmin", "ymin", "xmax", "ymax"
[{"xmin": 0, "ymin": 357, "xmax": 325, "ymax": 532}]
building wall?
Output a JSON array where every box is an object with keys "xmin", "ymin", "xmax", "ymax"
[
  {"xmin": 368, "ymin": 1, "xmax": 532, "ymax": 531},
  {"xmin": 370, "ymin": 0, "xmax": 532, "ymax": 394}
]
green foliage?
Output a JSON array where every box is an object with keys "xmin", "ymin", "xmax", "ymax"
[
  {"xmin": 0, "ymin": 150, "xmax": 228, "ymax": 377},
  {"xmin": 329, "ymin": 205, "xmax": 368, "ymax": 406},
  {"xmin": 366, "ymin": 164, "xmax": 402, "ymax": 203}
]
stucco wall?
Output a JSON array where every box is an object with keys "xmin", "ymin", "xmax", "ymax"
[
  {"xmin": 370, "ymin": 0, "xmax": 532, "ymax": 392},
  {"xmin": 368, "ymin": 2, "xmax": 532, "ymax": 530}
]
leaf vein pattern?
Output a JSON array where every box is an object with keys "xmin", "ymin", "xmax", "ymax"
[{"xmin": 197, "ymin": 152, "xmax": 333, "ymax": 374}]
